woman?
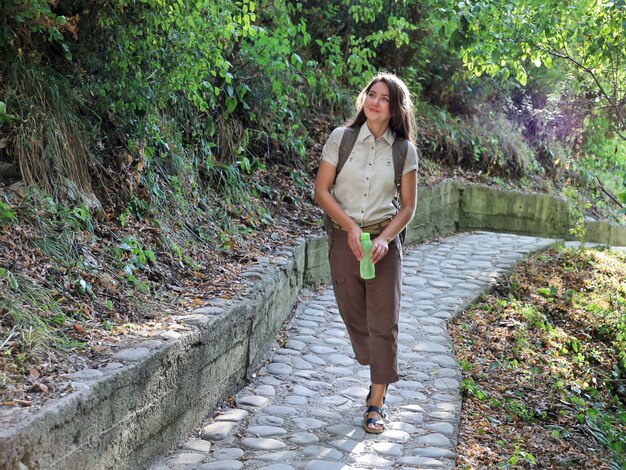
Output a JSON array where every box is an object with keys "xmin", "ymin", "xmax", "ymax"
[{"xmin": 314, "ymin": 72, "xmax": 418, "ymax": 434}]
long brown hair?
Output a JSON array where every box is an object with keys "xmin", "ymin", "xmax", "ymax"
[{"xmin": 348, "ymin": 72, "xmax": 416, "ymax": 143}]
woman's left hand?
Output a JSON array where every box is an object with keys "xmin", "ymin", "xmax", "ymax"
[{"xmin": 370, "ymin": 237, "xmax": 389, "ymax": 264}]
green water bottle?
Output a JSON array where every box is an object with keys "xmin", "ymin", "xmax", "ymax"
[{"xmin": 360, "ymin": 232, "xmax": 375, "ymax": 280}]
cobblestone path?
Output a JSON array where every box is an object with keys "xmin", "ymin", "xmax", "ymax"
[{"xmin": 150, "ymin": 231, "xmax": 556, "ymax": 470}]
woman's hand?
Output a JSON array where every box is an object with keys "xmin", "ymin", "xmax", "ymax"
[
  {"xmin": 370, "ymin": 237, "xmax": 389, "ymax": 264},
  {"xmin": 349, "ymin": 226, "xmax": 364, "ymax": 261}
]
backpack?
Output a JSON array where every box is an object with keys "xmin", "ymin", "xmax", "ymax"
[{"xmin": 323, "ymin": 126, "xmax": 409, "ymax": 243}]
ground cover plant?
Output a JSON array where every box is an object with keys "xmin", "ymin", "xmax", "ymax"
[
  {"xmin": 0, "ymin": 163, "xmax": 320, "ymax": 407},
  {"xmin": 451, "ymin": 246, "xmax": 626, "ymax": 468}
]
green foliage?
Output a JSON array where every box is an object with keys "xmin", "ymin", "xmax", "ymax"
[
  {"xmin": 462, "ymin": 377, "xmax": 486, "ymax": 400},
  {"xmin": 0, "ymin": 201, "xmax": 16, "ymax": 225},
  {"xmin": 577, "ymin": 117, "xmax": 626, "ymax": 215},
  {"xmin": 70, "ymin": 206, "xmax": 94, "ymax": 232},
  {"xmin": 90, "ymin": 0, "xmax": 255, "ymax": 119},
  {"xmin": 501, "ymin": 444, "xmax": 537, "ymax": 468},
  {"xmin": 456, "ymin": 246, "xmax": 626, "ymax": 467},
  {"xmin": 0, "ymin": 274, "xmax": 87, "ymax": 373},
  {"xmin": 0, "ymin": 267, "xmax": 19, "ymax": 291},
  {"xmin": 562, "ymin": 186, "xmax": 591, "ymax": 242},
  {"xmin": 301, "ymin": 0, "xmax": 417, "ymax": 86},
  {"xmin": 449, "ymin": 0, "xmax": 626, "ymax": 138},
  {"xmin": 531, "ymin": 248, "xmax": 626, "ymax": 464},
  {"xmin": 0, "ymin": 0, "xmax": 71, "ymax": 57},
  {"xmin": 112, "ymin": 237, "xmax": 155, "ymax": 287},
  {"xmin": 0, "ymin": 101, "xmax": 17, "ymax": 126},
  {"xmin": 620, "ymin": 177, "xmax": 626, "ymax": 214},
  {"xmin": 2, "ymin": 60, "xmax": 97, "ymax": 205},
  {"xmin": 503, "ymin": 399, "xmax": 536, "ymax": 422}
]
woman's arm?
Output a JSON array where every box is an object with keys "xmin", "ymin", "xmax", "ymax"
[
  {"xmin": 314, "ymin": 161, "xmax": 364, "ymax": 260},
  {"xmin": 370, "ymin": 169, "xmax": 417, "ymax": 264}
]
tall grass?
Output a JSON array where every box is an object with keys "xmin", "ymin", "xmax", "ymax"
[{"xmin": 3, "ymin": 60, "xmax": 100, "ymax": 210}]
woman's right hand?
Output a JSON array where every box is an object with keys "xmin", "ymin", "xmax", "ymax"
[{"xmin": 348, "ymin": 226, "xmax": 364, "ymax": 261}]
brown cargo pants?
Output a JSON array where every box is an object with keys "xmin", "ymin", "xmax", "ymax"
[{"xmin": 328, "ymin": 228, "xmax": 402, "ymax": 384}]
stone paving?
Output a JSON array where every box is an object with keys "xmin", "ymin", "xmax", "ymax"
[{"xmin": 150, "ymin": 231, "xmax": 557, "ymax": 470}]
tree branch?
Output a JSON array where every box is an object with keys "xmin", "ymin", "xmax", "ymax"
[
  {"xmin": 525, "ymin": 37, "xmax": 626, "ymax": 141},
  {"xmin": 595, "ymin": 175, "xmax": 624, "ymax": 208}
]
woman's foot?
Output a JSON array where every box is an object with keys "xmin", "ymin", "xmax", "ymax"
[
  {"xmin": 363, "ymin": 405, "xmax": 386, "ymax": 434},
  {"xmin": 364, "ymin": 383, "xmax": 388, "ymax": 434}
]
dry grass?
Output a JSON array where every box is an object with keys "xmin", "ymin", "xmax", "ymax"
[{"xmin": 5, "ymin": 62, "xmax": 100, "ymax": 209}]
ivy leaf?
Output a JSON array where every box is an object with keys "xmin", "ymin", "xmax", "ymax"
[{"xmin": 225, "ymin": 96, "xmax": 237, "ymax": 114}]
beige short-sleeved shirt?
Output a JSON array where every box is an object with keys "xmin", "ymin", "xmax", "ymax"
[{"xmin": 322, "ymin": 123, "xmax": 419, "ymax": 226}]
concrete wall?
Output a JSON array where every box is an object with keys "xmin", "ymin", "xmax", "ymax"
[
  {"xmin": 585, "ymin": 219, "xmax": 626, "ymax": 246},
  {"xmin": 457, "ymin": 183, "xmax": 626, "ymax": 245},
  {"xmin": 303, "ymin": 236, "xmax": 331, "ymax": 287},
  {"xmin": 2, "ymin": 180, "xmax": 625, "ymax": 470},
  {"xmin": 405, "ymin": 180, "xmax": 460, "ymax": 244},
  {"xmin": 459, "ymin": 184, "xmax": 571, "ymax": 238},
  {"xmin": 1, "ymin": 312, "xmax": 254, "ymax": 470},
  {"xmin": 0, "ymin": 242, "xmax": 328, "ymax": 470}
]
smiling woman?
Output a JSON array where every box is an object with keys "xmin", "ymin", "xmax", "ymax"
[
  {"xmin": 363, "ymin": 82, "xmax": 392, "ymax": 125},
  {"xmin": 314, "ymin": 72, "xmax": 419, "ymax": 434}
]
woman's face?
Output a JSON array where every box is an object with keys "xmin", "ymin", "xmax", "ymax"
[{"xmin": 363, "ymin": 81, "xmax": 391, "ymax": 126}]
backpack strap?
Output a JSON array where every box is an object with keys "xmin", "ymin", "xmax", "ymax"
[
  {"xmin": 391, "ymin": 137, "xmax": 410, "ymax": 245},
  {"xmin": 392, "ymin": 137, "xmax": 409, "ymax": 192},
  {"xmin": 335, "ymin": 127, "xmax": 359, "ymax": 179},
  {"xmin": 323, "ymin": 127, "xmax": 358, "ymax": 234}
]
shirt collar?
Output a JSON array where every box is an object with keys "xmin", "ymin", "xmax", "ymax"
[{"xmin": 357, "ymin": 122, "xmax": 395, "ymax": 145}]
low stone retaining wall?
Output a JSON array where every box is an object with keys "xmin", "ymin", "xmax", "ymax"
[
  {"xmin": 455, "ymin": 183, "xmax": 626, "ymax": 245},
  {"xmin": 0, "ymin": 242, "xmax": 324, "ymax": 470},
  {"xmin": 405, "ymin": 180, "xmax": 461, "ymax": 244},
  {"xmin": 1, "ymin": 181, "xmax": 625, "ymax": 470},
  {"xmin": 459, "ymin": 184, "xmax": 571, "ymax": 238}
]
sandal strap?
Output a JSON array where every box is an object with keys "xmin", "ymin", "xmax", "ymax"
[
  {"xmin": 366, "ymin": 405, "xmax": 387, "ymax": 419},
  {"xmin": 366, "ymin": 416, "xmax": 385, "ymax": 426},
  {"xmin": 366, "ymin": 405, "xmax": 383, "ymax": 414}
]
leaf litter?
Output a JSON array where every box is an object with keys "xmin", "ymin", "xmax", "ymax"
[{"xmin": 450, "ymin": 245, "xmax": 626, "ymax": 469}]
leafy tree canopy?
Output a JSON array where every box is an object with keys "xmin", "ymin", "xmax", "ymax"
[{"xmin": 447, "ymin": 0, "xmax": 626, "ymax": 139}]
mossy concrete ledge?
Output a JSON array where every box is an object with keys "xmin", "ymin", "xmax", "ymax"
[
  {"xmin": 584, "ymin": 219, "xmax": 626, "ymax": 246},
  {"xmin": 0, "ymin": 238, "xmax": 330, "ymax": 470},
  {"xmin": 458, "ymin": 183, "xmax": 626, "ymax": 245},
  {"xmin": 405, "ymin": 180, "xmax": 460, "ymax": 244},
  {"xmin": 459, "ymin": 184, "xmax": 572, "ymax": 238}
]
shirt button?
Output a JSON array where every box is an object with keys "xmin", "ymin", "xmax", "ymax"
[
  {"xmin": 369, "ymin": 163, "xmax": 372, "ymax": 166},
  {"xmin": 371, "ymin": 147, "xmax": 374, "ymax": 150}
]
